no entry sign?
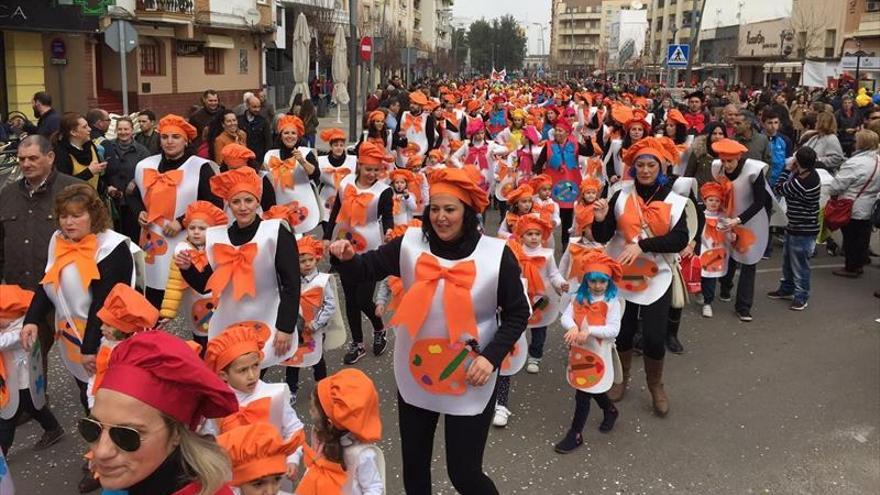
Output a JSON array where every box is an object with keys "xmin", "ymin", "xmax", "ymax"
[{"xmin": 360, "ymin": 36, "xmax": 373, "ymax": 62}]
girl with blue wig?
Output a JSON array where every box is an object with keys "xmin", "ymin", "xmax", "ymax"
[{"xmin": 555, "ymin": 251, "xmax": 624, "ymax": 454}]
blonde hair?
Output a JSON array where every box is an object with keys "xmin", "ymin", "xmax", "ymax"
[
  {"xmin": 167, "ymin": 418, "xmax": 232, "ymax": 495},
  {"xmin": 855, "ymin": 129, "xmax": 880, "ymax": 152},
  {"xmin": 815, "ymin": 112, "xmax": 837, "ymax": 135}
]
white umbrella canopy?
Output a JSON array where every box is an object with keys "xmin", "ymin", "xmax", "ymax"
[
  {"xmin": 331, "ymin": 24, "xmax": 350, "ymax": 106},
  {"xmin": 290, "ymin": 12, "xmax": 311, "ymax": 107}
]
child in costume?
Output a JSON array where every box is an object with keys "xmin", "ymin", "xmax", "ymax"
[
  {"xmin": 497, "ymin": 184, "xmax": 534, "ymax": 239},
  {"xmin": 217, "ymin": 422, "xmax": 303, "ymax": 495},
  {"xmin": 404, "ymin": 153, "xmax": 430, "ymax": 216},
  {"xmin": 568, "ymin": 177, "xmax": 601, "ymax": 240},
  {"xmin": 555, "ymin": 251, "xmax": 623, "ymax": 454},
  {"xmin": 204, "ymin": 324, "xmax": 304, "ymax": 477},
  {"xmin": 0, "ymin": 285, "xmax": 63, "ymax": 455},
  {"xmin": 698, "ymin": 182, "xmax": 735, "ymax": 319},
  {"xmin": 162, "ymin": 200, "xmax": 228, "ymax": 350},
  {"xmin": 389, "ymin": 169, "xmax": 419, "ymax": 226},
  {"xmin": 529, "ymin": 174, "xmax": 561, "ymax": 249},
  {"xmin": 493, "ymin": 215, "xmax": 568, "ymax": 427},
  {"xmin": 88, "ymin": 283, "xmax": 160, "ymax": 409},
  {"xmin": 284, "ymin": 236, "xmax": 341, "ymax": 403},
  {"xmin": 297, "ymin": 368, "xmax": 385, "ymax": 495}
]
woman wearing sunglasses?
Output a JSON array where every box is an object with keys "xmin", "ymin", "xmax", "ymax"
[{"xmin": 82, "ymin": 330, "xmax": 238, "ymax": 494}]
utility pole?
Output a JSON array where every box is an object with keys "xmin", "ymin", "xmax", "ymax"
[
  {"xmin": 348, "ymin": 0, "xmax": 358, "ymax": 139},
  {"xmin": 685, "ymin": 0, "xmax": 708, "ymax": 85}
]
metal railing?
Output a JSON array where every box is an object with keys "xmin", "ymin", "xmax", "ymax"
[{"xmin": 136, "ymin": 0, "xmax": 195, "ymax": 15}]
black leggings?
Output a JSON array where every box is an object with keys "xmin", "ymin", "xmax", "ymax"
[
  {"xmin": 570, "ymin": 390, "xmax": 613, "ymax": 433},
  {"xmin": 398, "ymin": 387, "xmax": 499, "ymax": 495},
  {"xmin": 496, "ymin": 375, "xmax": 511, "ymax": 406},
  {"xmin": 841, "ymin": 219, "xmax": 872, "ymax": 272},
  {"xmin": 617, "ymin": 286, "xmax": 672, "ymax": 360},
  {"xmin": 285, "ymin": 357, "xmax": 328, "ymax": 395},
  {"xmin": 339, "ymin": 275, "xmax": 383, "ymax": 344},
  {"xmin": 0, "ymin": 389, "xmax": 61, "ymax": 455},
  {"xmin": 560, "ymin": 207, "xmax": 574, "ymax": 247}
]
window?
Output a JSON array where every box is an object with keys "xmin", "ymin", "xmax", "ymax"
[
  {"xmin": 139, "ymin": 39, "xmax": 162, "ymax": 76},
  {"xmin": 239, "ymin": 48, "xmax": 248, "ymax": 74},
  {"xmin": 204, "ymin": 48, "xmax": 224, "ymax": 74},
  {"xmin": 797, "ymin": 31, "xmax": 807, "ymax": 58},
  {"xmin": 276, "ymin": 6, "xmax": 283, "ymax": 27},
  {"xmin": 825, "ymin": 29, "xmax": 836, "ymax": 58}
]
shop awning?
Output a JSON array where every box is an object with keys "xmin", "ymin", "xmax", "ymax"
[
  {"xmin": 763, "ymin": 61, "xmax": 803, "ymax": 73},
  {"xmin": 203, "ymin": 34, "xmax": 235, "ymax": 49}
]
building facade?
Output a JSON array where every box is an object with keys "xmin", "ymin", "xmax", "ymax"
[
  {"xmin": 549, "ymin": 0, "xmax": 603, "ymax": 75},
  {"xmin": 608, "ymin": 8, "xmax": 648, "ymax": 72},
  {"xmin": 644, "ymin": 0, "xmax": 700, "ymax": 69}
]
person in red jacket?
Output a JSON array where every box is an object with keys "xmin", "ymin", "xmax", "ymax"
[{"xmin": 684, "ymin": 91, "xmax": 712, "ymax": 134}]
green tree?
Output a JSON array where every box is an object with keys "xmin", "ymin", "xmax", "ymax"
[
  {"xmin": 451, "ymin": 27, "xmax": 469, "ymax": 70},
  {"xmin": 466, "ymin": 15, "xmax": 527, "ymax": 73}
]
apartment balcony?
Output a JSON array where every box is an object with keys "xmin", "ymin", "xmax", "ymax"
[{"xmin": 135, "ymin": 0, "xmax": 194, "ymax": 24}]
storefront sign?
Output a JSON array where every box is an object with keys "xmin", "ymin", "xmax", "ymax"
[
  {"xmin": 176, "ymin": 40, "xmax": 205, "ymax": 57},
  {"xmin": 0, "ymin": 0, "xmax": 100, "ymax": 32},
  {"xmin": 841, "ymin": 55, "xmax": 880, "ymax": 70}
]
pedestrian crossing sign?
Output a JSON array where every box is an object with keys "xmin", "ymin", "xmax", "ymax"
[{"xmin": 667, "ymin": 44, "xmax": 689, "ymax": 68}]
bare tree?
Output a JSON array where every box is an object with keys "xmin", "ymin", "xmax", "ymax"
[{"xmin": 787, "ymin": 2, "xmax": 834, "ymax": 59}]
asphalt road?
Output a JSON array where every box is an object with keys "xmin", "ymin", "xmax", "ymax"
[{"xmin": 8, "ymin": 212, "xmax": 879, "ymax": 495}]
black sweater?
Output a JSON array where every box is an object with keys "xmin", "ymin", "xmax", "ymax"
[
  {"xmin": 129, "ymin": 152, "xmax": 223, "ymax": 226},
  {"xmin": 180, "ymin": 217, "xmax": 300, "ymax": 334},
  {"xmin": 323, "ymin": 180, "xmax": 394, "ymax": 241},
  {"xmin": 591, "ymin": 182, "xmax": 690, "ymax": 254},
  {"xmin": 334, "ymin": 230, "xmax": 530, "ymax": 369},
  {"xmin": 25, "ymin": 240, "xmax": 134, "ymax": 355}
]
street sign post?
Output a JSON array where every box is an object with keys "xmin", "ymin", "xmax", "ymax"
[
  {"xmin": 359, "ymin": 36, "xmax": 373, "ymax": 62},
  {"xmin": 666, "ymin": 44, "xmax": 689, "ymax": 68},
  {"xmin": 105, "ymin": 20, "xmax": 138, "ymax": 115}
]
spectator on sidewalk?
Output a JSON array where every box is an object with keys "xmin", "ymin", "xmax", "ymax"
[
  {"xmin": 799, "ymin": 112, "xmax": 845, "ymax": 171},
  {"xmin": 207, "ymin": 109, "xmax": 247, "ymax": 164},
  {"xmin": 107, "ymin": 117, "xmax": 150, "ymax": 241},
  {"xmin": 86, "ymin": 108, "xmax": 114, "ymax": 159},
  {"xmin": 300, "ymin": 99, "xmax": 319, "ymax": 148},
  {"xmin": 762, "ymin": 109, "xmax": 793, "ymax": 187},
  {"xmin": 232, "ymin": 91, "xmax": 255, "ymax": 117},
  {"xmin": 23, "ymin": 91, "xmax": 60, "ymax": 138},
  {"xmin": 256, "ymin": 86, "xmax": 276, "ymax": 121},
  {"xmin": 238, "ymin": 96, "xmax": 272, "ymax": 162},
  {"xmin": 836, "ymin": 95, "xmax": 861, "ymax": 157},
  {"xmin": 735, "ymin": 110, "xmax": 771, "ymax": 163},
  {"xmin": 188, "ymin": 89, "xmax": 223, "ymax": 147},
  {"xmin": 767, "ymin": 147, "xmax": 821, "ymax": 310},
  {"xmin": 52, "ymin": 112, "xmax": 107, "ymax": 195},
  {"xmin": 684, "ymin": 90, "xmax": 712, "ymax": 134},
  {"xmin": 135, "ymin": 110, "xmax": 160, "ymax": 155}
]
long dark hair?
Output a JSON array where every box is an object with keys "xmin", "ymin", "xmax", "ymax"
[
  {"xmin": 420, "ymin": 202, "xmax": 481, "ymax": 242},
  {"xmin": 671, "ymin": 122, "xmax": 688, "ymax": 144},
  {"xmin": 311, "ymin": 389, "xmax": 347, "ymax": 470},
  {"xmin": 702, "ymin": 121, "xmax": 728, "ymax": 158},
  {"xmin": 300, "ymin": 99, "xmax": 316, "ymax": 123},
  {"xmin": 205, "ymin": 109, "xmax": 237, "ymax": 161}
]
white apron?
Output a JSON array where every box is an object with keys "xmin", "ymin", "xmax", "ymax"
[
  {"xmin": 317, "ymin": 154, "xmax": 356, "ymax": 222},
  {"xmin": 494, "ymin": 153, "xmax": 518, "ymax": 202},
  {"xmin": 396, "ymin": 229, "xmax": 505, "ymax": 416},
  {"xmin": 284, "ymin": 272, "xmax": 343, "ymax": 368},
  {"xmin": 331, "ymin": 175, "xmax": 389, "ymax": 253},
  {"xmin": 395, "ymin": 111, "xmax": 429, "ymax": 168},
  {"xmin": 134, "ymin": 155, "xmax": 204, "ymax": 290},
  {"xmin": 566, "ymin": 300, "xmax": 621, "ymax": 394},
  {"xmin": 173, "ymin": 242, "xmax": 217, "ymax": 338},
  {"xmin": 205, "ymin": 219, "xmax": 297, "ymax": 367},
  {"xmin": 672, "ymin": 177, "xmax": 700, "ymax": 241},
  {"xmin": 711, "ymin": 159, "xmax": 770, "ymax": 265},
  {"xmin": 605, "ymin": 185, "xmax": 687, "ymax": 306},
  {"xmin": 0, "ymin": 319, "xmax": 23, "ymax": 420},
  {"xmin": 43, "ymin": 230, "xmax": 133, "ymax": 383},
  {"xmin": 700, "ymin": 211, "xmax": 730, "ymax": 278},
  {"xmin": 523, "ymin": 245, "xmax": 561, "ymax": 329},
  {"xmin": 263, "ymin": 148, "xmax": 322, "ymax": 234}
]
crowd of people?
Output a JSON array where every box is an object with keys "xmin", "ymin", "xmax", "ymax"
[{"xmin": 0, "ymin": 75, "xmax": 878, "ymax": 494}]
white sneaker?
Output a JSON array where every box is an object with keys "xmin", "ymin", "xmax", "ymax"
[
  {"xmin": 702, "ymin": 304, "xmax": 714, "ymax": 318},
  {"xmin": 526, "ymin": 357, "xmax": 540, "ymax": 374},
  {"xmin": 492, "ymin": 405, "xmax": 511, "ymax": 427}
]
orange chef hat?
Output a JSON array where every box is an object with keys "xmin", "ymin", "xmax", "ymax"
[
  {"xmin": 622, "ymin": 136, "xmax": 678, "ymax": 167},
  {"xmin": 700, "ymin": 181, "xmax": 726, "ymax": 200},
  {"xmin": 427, "ymin": 149, "xmax": 446, "ymax": 163},
  {"xmin": 465, "ymin": 99, "xmax": 482, "ymax": 113},
  {"xmin": 390, "ymin": 168, "xmax": 415, "ymax": 184},
  {"xmin": 297, "ymin": 235, "xmax": 324, "ymax": 259},
  {"xmin": 711, "ymin": 138, "xmax": 748, "ymax": 160},
  {"xmin": 157, "ymin": 115, "xmax": 197, "ymax": 142},
  {"xmin": 406, "ymin": 154, "xmax": 425, "ymax": 169},
  {"xmin": 368, "ymin": 110, "xmax": 386, "ymax": 123},
  {"xmin": 210, "ymin": 167, "xmax": 262, "ymax": 202},
  {"xmin": 276, "ymin": 115, "xmax": 305, "ymax": 136},
  {"xmin": 217, "ymin": 423, "xmax": 303, "ymax": 486},
  {"xmin": 317, "ymin": 368, "xmax": 381, "ymax": 443},
  {"xmin": 184, "ymin": 200, "xmax": 228, "ymax": 227},
  {"xmin": 221, "ymin": 143, "xmax": 256, "ymax": 169},
  {"xmin": 0, "ymin": 285, "xmax": 34, "ymax": 319},
  {"xmin": 514, "ymin": 213, "xmax": 553, "ymax": 240},
  {"xmin": 387, "ymin": 219, "xmax": 422, "ymax": 240},
  {"xmin": 358, "ymin": 140, "xmax": 395, "ymax": 166},
  {"xmin": 97, "ymin": 283, "xmax": 159, "ymax": 334},
  {"xmin": 319, "ymin": 128, "xmax": 346, "ymax": 144},
  {"xmin": 409, "ymin": 90, "xmax": 429, "ymax": 107},
  {"xmin": 610, "ymin": 105, "xmax": 634, "ymax": 126},
  {"xmin": 504, "ymin": 183, "xmax": 534, "ymax": 205},
  {"xmin": 428, "ymin": 166, "xmax": 489, "ymax": 213},
  {"xmin": 424, "ymin": 100, "xmax": 440, "ymax": 112},
  {"xmin": 204, "ymin": 323, "xmax": 267, "ymax": 373},
  {"xmin": 577, "ymin": 251, "xmax": 623, "ymax": 283},
  {"xmin": 449, "ymin": 139, "xmax": 464, "ymax": 153},
  {"xmin": 666, "ymin": 108, "xmax": 688, "ymax": 127},
  {"xmin": 529, "ymin": 174, "xmax": 552, "ymax": 191},
  {"xmin": 580, "ymin": 176, "xmax": 602, "ymax": 193}
]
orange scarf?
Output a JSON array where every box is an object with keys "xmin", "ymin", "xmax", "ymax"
[
  {"xmin": 267, "ymin": 156, "xmax": 296, "ymax": 190},
  {"xmin": 338, "ymin": 185, "xmax": 374, "ymax": 227},
  {"xmin": 517, "ymin": 251, "xmax": 546, "ymax": 298},
  {"xmin": 573, "ymin": 202, "xmax": 595, "ymax": 235},
  {"xmin": 618, "ymin": 193, "xmax": 671, "ymax": 242},
  {"xmin": 716, "ymin": 176, "xmax": 736, "ymax": 217},
  {"xmin": 533, "ymin": 201, "xmax": 555, "ymax": 223},
  {"xmin": 300, "ymin": 286, "xmax": 324, "ymax": 322},
  {"xmin": 387, "ymin": 276, "xmax": 404, "ymax": 311},
  {"xmin": 403, "ymin": 113, "xmax": 424, "ymax": 134},
  {"xmin": 390, "ymin": 253, "xmax": 478, "ymax": 344},
  {"xmin": 206, "ymin": 243, "xmax": 258, "ymax": 300},
  {"xmin": 218, "ymin": 397, "xmax": 271, "ymax": 433},
  {"xmin": 322, "ymin": 167, "xmax": 352, "ymax": 190},
  {"xmin": 393, "ymin": 195, "xmax": 403, "ymax": 216},
  {"xmin": 188, "ymin": 249, "xmax": 209, "ymax": 272},
  {"xmin": 42, "ymin": 234, "xmax": 100, "ymax": 291},
  {"xmin": 573, "ymin": 300, "xmax": 609, "ymax": 326},
  {"xmin": 295, "ymin": 444, "xmax": 347, "ymax": 495},
  {"xmin": 703, "ymin": 218, "xmax": 725, "ymax": 246},
  {"xmin": 143, "ymin": 168, "xmax": 183, "ymax": 224}
]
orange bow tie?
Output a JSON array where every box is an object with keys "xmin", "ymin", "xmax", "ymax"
[
  {"xmin": 219, "ymin": 397, "xmax": 271, "ymax": 433},
  {"xmin": 619, "ymin": 193, "xmax": 671, "ymax": 242},
  {"xmin": 387, "ymin": 276, "xmax": 404, "ymax": 311},
  {"xmin": 338, "ymin": 185, "xmax": 374, "ymax": 227},
  {"xmin": 390, "ymin": 253, "xmax": 478, "ymax": 344},
  {"xmin": 300, "ymin": 286, "xmax": 324, "ymax": 323},
  {"xmin": 574, "ymin": 202, "xmax": 595, "ymax": 235},
  {"xmin": 567, "ymin": 243, "xmax": 601, "ymax": 281},
  {"xmin": 518, "ymin": 252, "xmax": 546, "ymax": 298},
  {"xmin": 295, "ymin": 443, "xmax": 347, "ymax": 495},
  {"xmin": 42, "ymin": 234, "xmax": 100, "ymax": 291},
  {"xmin": 90, "ymin": 345, "xmax": 113, "ymax": 396},
  {"xmin": 403, "ymin": 113, "xmax": 424, "ymax": 134},
  {"xmin": 268, "ymin": 156, "xmax": 296, "ymax": 190},
  {"xmin": 574, "ymin": 300, "xmax": 609, "ymax": 327},
  {"xmin": 206, "ymin": 243, "xmax": 258, "ymax": 300},
  {"xmin": 322, "ymin": 167, "xmax": 352, "ymax": 190},
  {"xmin": 143, "ymin": 168, "xmax": 183, "ymax": 224},
  {"xmin": 717, "ymin": 177, "xmax": 736, "ymax": 217},
  {"xmin": 703, "ymin": 218, "xmax": 726, "ymax": 246},
  {"xmin": 187, "ymin": 249, "xmax": 209, "ymax": 272}
]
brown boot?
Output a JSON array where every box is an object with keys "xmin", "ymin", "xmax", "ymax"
[
  {"xmin": 607, "ymin": 349, "xmax": 632, "ymax": 402},
  {"xmin": 644, "ymin": 357, "xmax": 669, "ymax": 417}
]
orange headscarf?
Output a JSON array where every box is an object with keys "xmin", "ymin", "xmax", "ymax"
[
  {"xmin": 711, "ymin": 138, "xmax": 748, "ymax": 160},
  {"xmin": 390, "ymin": 168, "xmax": 416, "ymax": 185},
  {"xmin": 700, "ymin": 182, "xmax": 726, "ymax": 202},
  {"xmin": 576, "ymin": 251, "xmax": 623, "ymax": 283},
  {"xmin": 529, "ymin": 174, "xmax": 552, "ymax": 192},
  {"xmin": 514, "ymin": 214, "xmax": 553, "ymax": 240},
  {"xmin": 622, "ymin": 136, "xmax": 679, "ymax": 168},
  {"xmin": 368, "ymin": 110, "xmax": 386, "ymax": 123},
  {"xmin": 204, "ymin": 324, "xmax": 267, "ymax": 373},
  {"xmin": 210, "ymin": 167, "xmax": 263, "ymax": 201},
  {"xmin": 505, "ymin": 184, "xmax": 534, "ymax": 205},
  {"xmin": 261, "ymin": 204, "xmax": 297, "ymax": 225},
  {"xmin": 666, "ymin": 108, "xmax": 688, "ymax": 127},
  {"xmin": 317, "ymin": 369, "xmax": 381, "ymax": 442},
  {"xmin": 221, "ymin": 143, "xmax": 256, "ymax": 169},
  {"xmin": 408, "ymin": 90, "xmax": 429, "ymax": 107},
  {"xmin": 277, "ymin": 115, "xmax": 305, "ymax": 136},
  {"xmin": 157, "ymin": 114, "xmax": 197, "ymax": 142}
]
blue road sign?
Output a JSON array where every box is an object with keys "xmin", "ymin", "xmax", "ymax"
[{"xmin": 667, "ymin": 44, "xmax": 689, "ymax": 68}]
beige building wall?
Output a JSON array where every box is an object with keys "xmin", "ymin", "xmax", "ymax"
[
  {"xmin": 790, "ymin": 0, "xmax": 847, "ymax": 58},
  {"xmin": 40, "ymin": 33, "xmax": 91, "ymax": 115},
  {"xmin": 176, "ymin": 40, "xmax": 261, "ymax": 93},
  {"xmin": 645, "ymin": 0, "xmax": 699, "ymax": 65}
]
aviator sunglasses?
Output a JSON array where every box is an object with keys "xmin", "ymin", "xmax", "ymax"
[{"xmin": 78, "ymin": 417, "xmax": 143, "ymax": 452}]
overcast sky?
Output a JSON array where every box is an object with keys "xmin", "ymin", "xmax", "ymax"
[{"xmin": 452, "ymin": 0, "xmax": 793, "ymax": 56}]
